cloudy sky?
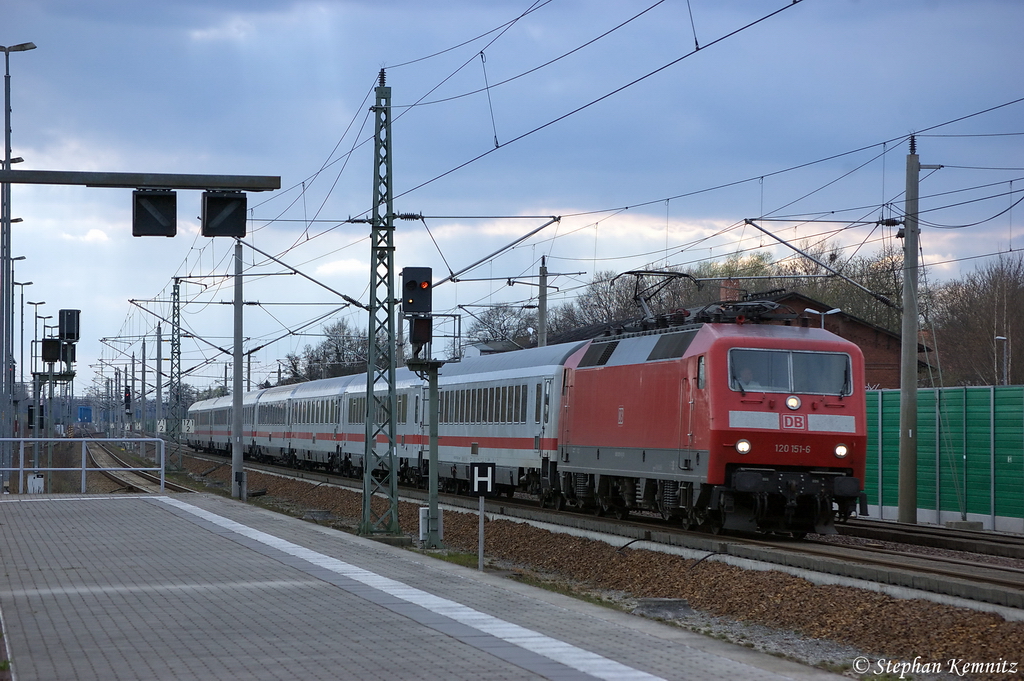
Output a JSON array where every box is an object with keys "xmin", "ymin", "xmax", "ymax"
[{"xmin": 5, "ymin": 0, "xmax": 1023, "ymax": 394}]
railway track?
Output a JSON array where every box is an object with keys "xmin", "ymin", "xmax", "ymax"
[
  {"xmin": 183, "ymin": 449, "xmax": 1024, "ymax": 609},
  {"xmin": 88, "ymin": 441, "xmax": 192, "ymax": 494},
  {"xmin": 837, "ymin": 517, "xmax": 1024, "ymax": 560}
]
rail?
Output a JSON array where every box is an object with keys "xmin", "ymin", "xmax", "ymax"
[{"xmin": 0, "ymin": 438, "xmax": 166, "ymax": 493}]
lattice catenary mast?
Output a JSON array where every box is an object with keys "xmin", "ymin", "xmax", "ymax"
[{"xmin": 360, "ymin": 69, "xmax": 401, "ymax": 535}]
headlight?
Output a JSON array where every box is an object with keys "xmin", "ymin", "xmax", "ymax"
[
  {"xmin": 735, "ymin": 439, "xmax": 751, "ymax": 454},
  {"xmin": 785, "ymin": 395, "xmax": 801, "ymax": 410},
  {"xmin": 834, "ymin": 444, "xmax": 849, "ymax": 458}
]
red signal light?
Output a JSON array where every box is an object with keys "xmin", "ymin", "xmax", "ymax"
[{"xmin": 401, "ymin": 267, "xmax": 433, "ymax": 314}]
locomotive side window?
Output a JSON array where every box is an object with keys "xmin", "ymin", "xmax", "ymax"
[
  {"xmin": 697, "ymin": 356, "xmax": 706, "ymax": 389},
  {"xmin": 729, "ymin": 348, "xmax": 852, "ymax": 396}
]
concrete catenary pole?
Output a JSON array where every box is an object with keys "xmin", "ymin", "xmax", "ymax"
[
  {"xmin": 141, "ymin": 338, "xmax": 146, "ymax": 434},
  {"xmin": 155, "ymin": 324, "xmax": 162, "ymax": 429},
  {"xmin": 538, "ymin": 256, "xmax": 548, "ymax": 347},
  {"xmin": 898, "ymin": 135, "xmax": 941, "ymax": 524},
  {"xmin": 231, "ymin": 239, "xmax": 245, "ymax": 500}
]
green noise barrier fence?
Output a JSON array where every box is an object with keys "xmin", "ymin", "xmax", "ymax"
[{"xmin": 867, "ymin": 386, "xmax": 1024, "ymax": 532}]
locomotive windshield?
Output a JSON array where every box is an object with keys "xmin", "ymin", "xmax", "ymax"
[{"xmin": 729, "ymin": 348, "xmax": 852, "ymax": 396}]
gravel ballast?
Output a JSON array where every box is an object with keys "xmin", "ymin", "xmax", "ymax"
[{"xmin": 181, "ymin": 459, "xmax": 1024, "ymax": 679}]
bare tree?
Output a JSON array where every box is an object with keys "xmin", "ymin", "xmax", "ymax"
[
  {"xmin": 279, "ymin": 318, "xmax": 368, "ymax": 384},
  {"xmin": 930, "ymin": 253, "xmax": 1024, "ymax": 385},
  {"xmin": 465, "ymin": 305, "xmax": 538, "ymax": 348}
]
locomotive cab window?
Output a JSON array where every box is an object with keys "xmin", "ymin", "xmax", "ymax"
[{"xmin": 729, "ymin": 348, "xmax": 852, "ymax": 396}]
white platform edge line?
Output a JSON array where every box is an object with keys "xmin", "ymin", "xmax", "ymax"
[{"xmin": 156, "ymin": 496, "xmax": 664, "ymax": 681}]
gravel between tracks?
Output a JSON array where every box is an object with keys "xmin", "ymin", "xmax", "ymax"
[{"xmin": 183, "ymin": 458, "xmax": 1023, "ymax": 679}]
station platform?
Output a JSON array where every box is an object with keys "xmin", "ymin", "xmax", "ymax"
[{"xmin": 0, "ymin": 493, "xmax": 843, "ymax": 681}]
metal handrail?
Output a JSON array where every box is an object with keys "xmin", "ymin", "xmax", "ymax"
[{"xmin": 0, "ymin": 437, "xmax": 165, "ymax": 493}]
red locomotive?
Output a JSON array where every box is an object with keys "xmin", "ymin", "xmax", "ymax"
[{"xmin": 553, "ymin": 301, "xmax": 867, "ymax": 534}]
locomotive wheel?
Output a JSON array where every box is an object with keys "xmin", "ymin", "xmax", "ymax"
[
  {"xmin": 553, "ymin": 494, "xmax": 565, "ymax": 511},
  {"xmin": 538, "ymin": 493, "xmax": 548, "ymax": 509},
  {"xmin": 697, "ymin": 510, "xmax": 722, "ymax": 534},
  {"xmin": 613, "ymin": 506, "xmax": 629, "ymax": 520}
]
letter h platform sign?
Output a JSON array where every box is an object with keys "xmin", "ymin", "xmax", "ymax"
[{"xmin": 470, "ymin": 462, "xmax": 495, "ymax": 496}]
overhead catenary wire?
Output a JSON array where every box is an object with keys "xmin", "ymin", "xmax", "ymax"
[{"xmin": 99, "ymin": 19, "xmax": 1024, "ymax": 393}]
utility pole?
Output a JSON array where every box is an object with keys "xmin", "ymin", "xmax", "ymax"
[
  {"xmin": 231, "ymin": 239, "xmax": 245, "ymax": 500},
  {"xmin": 898, "ymin": 135, "xmax": 942, "ymax": 524},
  {"xmin": 131, "ymin": 352, "xmax": 136, "ymax": 431},
  {"xmin": 169, "ymin": 279, "xmax": 181, "ymax": 451},
  {"xmin": 141, "ymin": 337, "xmax": 147, "ymax": 435},
  {"xmin": 155, "ymin": 324, "xmax": 162, "ymax": 431},
  {"xmin": 360, "ymin": 69, "xmax": 401, "ymax": 536},
  {"xmin": 538, "ymin": 257, "xmax": 548, "ymax": 347}
]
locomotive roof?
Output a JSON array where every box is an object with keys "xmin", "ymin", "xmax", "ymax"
[
  {"xmin": 574, "ymin": 321, "xmax": 858, "ymax": 369},
  {"xmin": 700, "ymin": 322, "xmax": 856, "ymax": 345}
]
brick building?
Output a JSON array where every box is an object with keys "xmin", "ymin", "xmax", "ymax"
[{"xmin": 766, "ymin": 292, "xmax": 904, "ymax": 389}]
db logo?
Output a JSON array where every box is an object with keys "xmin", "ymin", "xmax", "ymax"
[{"xmin": 781, "ymin": 414, "xmax": 806, "ymax": 430}]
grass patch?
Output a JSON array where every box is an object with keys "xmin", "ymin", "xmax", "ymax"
[
  {"xmin": 508, "ymin": 573, "xmax": 623, "ymax": 610},
  {"xmin": 425, "ymin": 551, "xmax": 480, "ymax": 569}
]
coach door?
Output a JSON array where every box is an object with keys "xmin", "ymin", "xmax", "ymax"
[{"xmin": 558, "ymin": 369, "xmax": 573, "ymax": 462}]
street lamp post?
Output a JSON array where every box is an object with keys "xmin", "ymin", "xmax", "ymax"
[
  {"xmin": 995, "ymin": 336, "xmax": 1009, "ymax": 386},
  {"xmin": 2, "ymin": 42, "xmax": 36, "ymax": 485},
  {"xmin": 13, "ymin": 280, "xmax": 30, "ymax": 385}
]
